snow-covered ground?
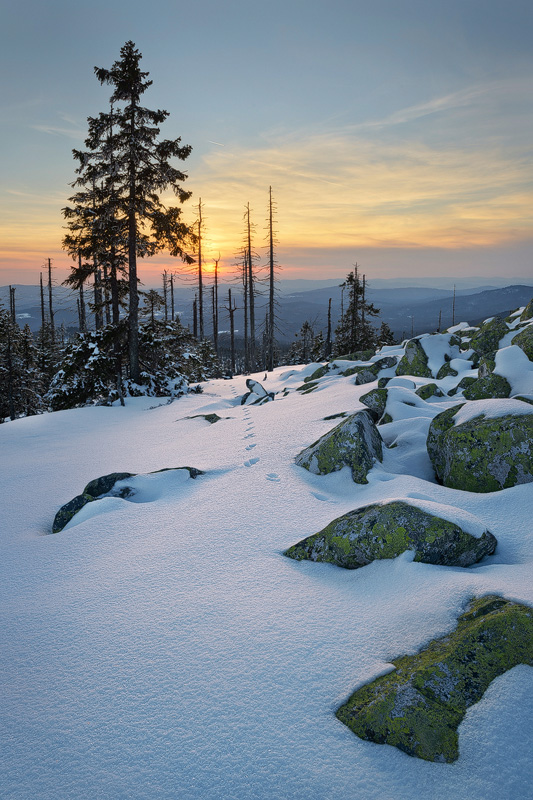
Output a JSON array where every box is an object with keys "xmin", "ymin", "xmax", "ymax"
[{"xmin": 1, "ymin": 365, "xmax": 532, "ymax": 800}]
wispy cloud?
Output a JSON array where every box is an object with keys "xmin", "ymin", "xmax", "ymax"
[
  {"xmin": 187, "ymin": 124, "xmax": 533, "ymax": 260},
  {"xmin": 30, "ymin": 112, "xmax": 86, "ymax": 140}
]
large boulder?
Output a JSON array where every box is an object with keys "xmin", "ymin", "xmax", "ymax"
[
  {"xmin": 396, "ymin": 339, "xmax": 432, "ymax": 378},
  {"xmin": 284, "ymin": 500, "xmax": 496, "ymax": 568},
  {"xmin": 462, "ymin": 373, "xmax": 511, "ymax": 400},
  {"xmin": 360, "ymin": 388, "xmax": 388, "ymax": 418},
  {"xmin": 427, "ymin": 401, "xmax": 533, "ymax": 492},
  {"xmin": 241, "ymin": 378, "xmax": 275, "ymax": 405},
  {"xmin": 415, "ymin": 383, "xmax": 444, "ymax": 400},
  {"xmin": 511, "ymin": 325, "xmax": 533, "ymax": 362},
  {"xmin": 469, "ymin": 317, "xmax": 508, "ymax": 356},
  {"xmin": 52, "ymin": 467, "xmax": 204, "ymax": 533},
  {"xmin": 336, "ymin": 596, "xmax": 533, "ymax": 762},
  {"xmin": 294, "ymin": 410, "xmax": 382, "ymax": 483}
]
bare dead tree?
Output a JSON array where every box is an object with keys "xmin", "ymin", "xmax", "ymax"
[{"xmin": 224, "ymin": 288, "xmax": 238, "ymax": 375}]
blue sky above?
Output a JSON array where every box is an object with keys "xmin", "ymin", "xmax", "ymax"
[{"xmin": 1, "ymin": 0, "xmax": 532, "ymax": 284}]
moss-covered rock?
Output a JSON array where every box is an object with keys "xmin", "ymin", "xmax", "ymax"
[
  {"xmin": 436, "ymin": 362, "xmax": 458, "ymax": 380},
  {"xmin": 520, "ymin": 299, "xmax": 533, "ymax": 321},
  {"xmin": 304, "ymin": 365, "xmax": 329, "ymax": 382},
  {"xmin": 396, "ymin": 339, "xmax": 432, "ymax": 378},
  {"xmin": 360, "ymin": 388, "xmax": 388, "ymax": 418},
  {"xmin": 187, "ymin": 413, "xmax": 223, "ymax": 424},
  {"xmin": 427, "ymin": 403, "xmax": 533, "ymax": 492},
  {"xmin": 374, "ymin": 356, "xmax": 398, "ymax": 370},
  {"xmin": 284, "ymin": 500, "xmax": 496, "ymax": 569},
  {"xmin": 470, "ymin": 317, "xmax": 508, "ymax": 356},
  {"xmin": 336, "ymin": 349, "xmax": 375, "ymax": 362},
  {"xmin": 296, "ymin": 381, "xmax": 319, "ymax": 393},
  {"xmin": 415, "ymin": 383, "xmax": 443, "ymax": 400},
  {"xmin": 295, "ymin": 410, "xmax": 383, "ymax": 483},
  {"xmin": 447, "ymin": 376, "xmax": 476, "ymax": 397},
  {"xmin": 336, "ymin": 596, "xmax": 533, "ymax": 762},
  {"xmin": 355, "ymin": 367, "xmax": 379, "ymax": 385},
  {"xmin": 378, "ymin": 377, "xmax": 391, "ymax": 388},
  {"xmin": 511, "ymin": 324, "xmax": 533, "ymax": 362},
  {"xmin": 477, "ymin": 353, "xmax": 496, "ymax": 378},
  {"xmin": 52, "ymin": 467, "xmax": 204, "ymax": 533},
  {"xmin": 462, "ymin": 374, "xmax": 511, "ymax": 400}
]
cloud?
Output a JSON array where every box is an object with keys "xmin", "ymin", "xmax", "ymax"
[{"xmin": 186, "ymin": 121, "xmax": 533, "ymax": 260}]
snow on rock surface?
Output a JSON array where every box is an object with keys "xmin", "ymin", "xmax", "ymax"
[{"xmin": 2, "ymin": 316, "xmax": 533, "ymax": 799}]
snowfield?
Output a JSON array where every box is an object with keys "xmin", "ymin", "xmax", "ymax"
[{"xmin": 1, "ymin": 363, "xmax": 533, "ymax": 799}]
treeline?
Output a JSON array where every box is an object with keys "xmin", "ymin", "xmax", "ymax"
[{"xmin": 1, "ymin": 41, "xmax": 395, "ymax": 422}]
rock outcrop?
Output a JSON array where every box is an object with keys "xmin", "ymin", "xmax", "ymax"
[
  {"xmin": 52, "ymin": 467, "xmax": 204, "ymax": 533},
  {"xmin": 336, "ymin": 596, "xmax": 533, "ymax": 762},
  {"xmin": 241, "ymin": 379, "xmax": 275, "ymax": 405},
  {"xmin": 284, "ymin": 500, "xmax": 496, "ymax": 568},
  {"xmin": 512, "ymin": 325, "xmax": 533, "ymax": 362},
  {"xmin": 295, "ymin": 410, "xmax": 383, "ymax": 483},
  {"xmin": 427, "ymin": 401, "xmax": 533, "ymax": 492},
  {"xmin": 395, "ymin": 339, "xmax": 432, "ymax": 378},
  {"xmin": 470, "ymin": 317, "xmax": 507, "ymax": 356}
]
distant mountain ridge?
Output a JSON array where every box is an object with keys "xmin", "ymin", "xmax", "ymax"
[{"xmin": 2, "ymin": 281, "xmax": 532, "ymax": 340}]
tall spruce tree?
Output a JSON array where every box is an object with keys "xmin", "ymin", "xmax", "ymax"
[
  {"xmin": 70, "ymin": 41, "xmax": 195, "ymax": 383},
  {"xmin": 334, "ymin": 266, "xmax": 379, "ymax": 355}
]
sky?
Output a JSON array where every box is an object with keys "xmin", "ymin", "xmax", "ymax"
[{"xmin": 0, "ymin": 0, "xmax": 532, "ymax": 287}]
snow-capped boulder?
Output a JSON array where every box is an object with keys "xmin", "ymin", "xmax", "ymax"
[
  {"xmin": 336, "ymin": 596, "xmax": 533, "ymax": 763},
  {"xmin": 395, "ymin": 338, "xmax": 432, "ymax": 378},
  {"xmin": 284, "ymin": 500, "xmax": 496, "ymax": 569},
  {"xmin": 52, "ymin": 467, "xmax": 204, "ymax": 533},
  {"xmin": 359, "ymin": 387, "xmax": 388, "ymax": 418},
  {"xmin": 427, "ymin": 400, "xmax": 533, "ymax": 492},
  {"xmin": 52, "ymin": 471, "xmax": 134, "ymax": 532},
  {"xmin": 511, "ymin": 324, "xmax": 533, "ymax": 362},
  {"xmin": 470, "ymin": 317, "xmax": 508, "ymax": 356},
  {"xmin": 415, "ymin": 383, "xmax": 444, "ymax": 400},
  {"xmin": 240, "ymin": 378, "xmax": 275, "ymax": 405},
  {"xmin": 294, "ymin": 410, "xmax": 382, "ymax": 483}
]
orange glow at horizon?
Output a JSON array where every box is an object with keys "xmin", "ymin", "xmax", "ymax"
[{"xmin": 1, "ymin": 128, "xmax": 532, "ymax": 285}]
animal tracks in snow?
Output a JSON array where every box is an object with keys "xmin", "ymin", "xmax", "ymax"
[
  {"xmin": 266, "ymin": 473, "xmax": 281, "ymax": 482},
  {"xmin": 245, "ymin": 443, "xmax": 257, "ymax": 450},
  {"xmin": 244, "ymin": 457, "xmax": 260, "ymax": 467}
]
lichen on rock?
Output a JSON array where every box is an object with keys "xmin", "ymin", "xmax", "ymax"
[
  {"xmin": 427, "ymin": 402, "xmax": 533, "ymax": 492},
  {"xmin": 284, "ymin": 500, "xmax": 496, "ymax": 569},
  {"xmin": 360, "ymin": 388, "xmax": 388, "ymax": 418},
  {"xmin": 462, "ymin": 374, "xmax": 511, "ymax": 400},
  {"xmin": 395, "ymin": 339, "xmax": 432, "ymax": 378},
  {"xmin": 415, "ymin": 383, "xmax": 443, "ymax": 400},
  {"xmin": 470, "ymin": 317, "xmax": 508, "ymax": 356},
  {"xmin": 336, "ymin": 596, "xmax": 533, "ymax": 762},
  {"xmin": 511, "ymin": 324, "xmax": 533, "ymax": 362},
  {"xmin": 294, "ymin": 410, "xmax": 383, "ymax": 483},
  {"xmin": 520, "ymin": 299, "xmax": 533, "ymax": 322}
]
